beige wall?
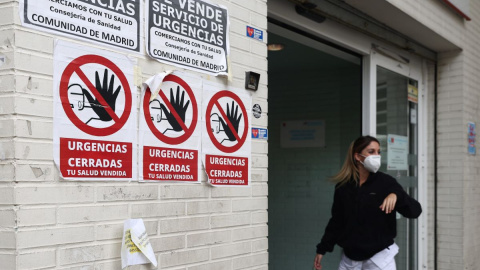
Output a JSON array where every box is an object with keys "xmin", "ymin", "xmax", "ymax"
[
  {"xmin": 461, "ymin": 2, "xmax": 480, "ymax": 269},
  {"xmin": 389, "ymin": 0, "xmax": 480, "ymax": 269},
  {"xmin": 0, "ymin": 0, "xmax": 269, "ymax": 269},
  {"xmin": 388, "ymin": 0, "xmax": 466, "ymax": 48}
]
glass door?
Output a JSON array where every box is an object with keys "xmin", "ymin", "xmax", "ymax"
[
  {"xmin": 363, "ymin": 46, "xmax": 427, "ymax": 270},
  {"xmin": 377, "ymin": 66, "xmax": 418, "ymax": 270}
]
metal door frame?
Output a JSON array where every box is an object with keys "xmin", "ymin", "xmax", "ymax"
[{"xmin": 363, "ymin": 46, "xmax": 428, "ymax": 270}]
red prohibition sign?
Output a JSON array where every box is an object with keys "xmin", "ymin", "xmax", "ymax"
[
  {"xmin": 206, "ymin": 90, "xmax": 248, "ymax": 153},
  {"xmin": 60, "ymin": 55, "xmax": 132, "ymax": 136},
  {"xmin": 143, "ymin": 75, "xmax": 198, "ymax": 145}
]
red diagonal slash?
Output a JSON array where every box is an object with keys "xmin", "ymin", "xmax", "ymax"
[
  {"xmin": 159, "ymin": 90, "xmax": 189, "ymax": 132},
  {"xmin": 75, "ymin": 67, "xmax": 120, "ymax": 123},
  {"xmin": 214, "ymin": 100, "xmax": 241, "ymax": 142}
]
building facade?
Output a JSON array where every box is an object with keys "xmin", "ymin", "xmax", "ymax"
[{"xmin": 1, "ymin": 0, "xmax": 479, "ymax": 269}]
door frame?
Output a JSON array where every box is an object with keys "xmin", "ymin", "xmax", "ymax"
[
  {"xmin": 363, "ymin": 47, "xmax": 428, "ymax": 270},
  {"xmin": 268, "ymin": 1, "xmax": 429, "ymax": 268}
]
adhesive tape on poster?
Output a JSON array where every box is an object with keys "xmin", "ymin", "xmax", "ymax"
[{"xmin": 142, "ymin": 71, "xmax": 173, "ymax": 101}]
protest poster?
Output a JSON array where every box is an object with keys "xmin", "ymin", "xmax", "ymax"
[
  {"xmin": 53, "ymin": 40, "xmax": 137, "ymax": 180},
  {"xmin": 202, "ymin": 81, "xmax": 251, "ymax": 186},
  {"xmin": 139, "ymin": 71, "xmax": 202, "ymax": 182},
  {"xmin": 20, "ymin": 0, "xmax": 142, "ymax": 53},
  {"xmin": 146, "ymin": 0, "xmax": 229, "ymax": 75}
]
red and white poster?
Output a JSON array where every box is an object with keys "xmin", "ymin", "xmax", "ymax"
[
  {"xmin": 202, "ymin": 81, "xmax": 251, "ymax": 186},
  {"xmin": 53, "ymin": 40, "xmax": 137, "ymax": 180},
  {"xmin": 139, "ymin": 72, "xmax": 202, "ymax": 182}
]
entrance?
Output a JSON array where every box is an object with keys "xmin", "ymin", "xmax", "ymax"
[
  {"xmin": 267, "ymin": 22, "xmax": 362, "ymax": 269},
  {"xmin": 377, "ymin": 66, "xmax": 419, "ymax": 270},
  {"xmin": 366, "ymin": 48, "xmax": 425, "ymax": 270},
  {"xmin": 267, "ymin": 24, "xmax": 426, "ymax": 269}
]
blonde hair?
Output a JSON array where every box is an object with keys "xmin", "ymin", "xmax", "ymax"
[{"xmin": 331, "ymin": 136, "xmax": 380, "ymax": 186}]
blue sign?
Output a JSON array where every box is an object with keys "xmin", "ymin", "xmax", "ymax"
[
  {"xmin": 246, "ymin": 26, "xmax": 263, "ymax": 41},
  {"xmin": 468, "ymin": 122, "xmax": 476, "ymax": 155},
  {"xmin": 252, "ymin": 127, "xmax": 267, "ymax": 139}
]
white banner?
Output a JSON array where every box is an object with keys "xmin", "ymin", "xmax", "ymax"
[
  {"xmin": 146, "ymin": 0, "xmax": 230, "ymax": 76},
  {"xmin": 53, "ymin": 40, "xmax": 137, "ymax": 181},
  {"xmin": 20, "ymin": 0, "xmax": 143, "ymax": 53},
  {"xmin": 202, "ymin": 81, "xmax": 251, "ymax": 186},
  {"xmin": 139, "ymin": 71, "xmax": 202, "ymax": 182}
]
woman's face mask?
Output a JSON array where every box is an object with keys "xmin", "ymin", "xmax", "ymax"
[{"xmin": 359, "ymin": 154, "xmax": 381, "ymax": 173}]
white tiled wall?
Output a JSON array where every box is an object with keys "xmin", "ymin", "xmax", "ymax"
[
  {"xmin": 387, "ymin": 1, "xmax": 480, "ymax": 269},
  {"xmin": 0, "ymin": 0, "xmax": 269, "ymax": 269}
]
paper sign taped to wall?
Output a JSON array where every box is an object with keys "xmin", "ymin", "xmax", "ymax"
[
  {"xmin": 19, "ymin": 0, "xmax": 143, "ymax": 53},
  {"xmin": 139, "ymin": 71, "xmax": 202, "ymax": 182},
  {"xmin": 121, "ymin": 219, "xmax": 157, "ymax": 269},
  {"xmin": 387, "ymin": 134, "xmax": 408, "ymax": 170},
  {"xmin": 145, "ymin": 0, "xmax": 230, "ymax": 76},
  {"xmin": 53, "ymin": 40, "xmax": 137, "ymax": 181},
  {"xmin": 202, "ymin": 81, "xmax": 252, "ymax": 186}
]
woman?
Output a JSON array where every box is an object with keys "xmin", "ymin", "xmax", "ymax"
[{"xmin": 314, "ymin": 136, "xmax": 421, "ymax": 270}]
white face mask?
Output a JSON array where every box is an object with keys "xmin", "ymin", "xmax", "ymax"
[{"xmin": 359, "ymin": 154, "xmax": 381, "ymax": 173}]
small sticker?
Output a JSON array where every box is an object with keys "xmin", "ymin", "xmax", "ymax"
[
  {"xmin": 468, "ymin": 122, "xmax": 476, "ymax": 155},
  {"xmin": 410, "ymin": 108, "xmax": 417, "ymax": 124},
  {"xmin": 0, "ymin": 55, "xmax": 5, "ymax": 67},
  {"xmin": 252, "ymin": 127, "xmax": 268, "ymax": 139},
  {"xmin": 252, "ymin": 104, "xmax": 262, "ymax": 119},
  {"xmin": 408, "ymin": 84, "xmax": 418, "ymax": 103},
  {"xmin": 246, "ymin": 26, "xmax": 263, "ymax": 41}
]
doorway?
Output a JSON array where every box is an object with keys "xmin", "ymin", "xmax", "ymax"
[
  {"xmin": 367, "ymin": 48, "xmax": 425, "ymax": 270},
  {"xmin": 267, "ymin": 22, "xmax": 363, "ymax": 269}
]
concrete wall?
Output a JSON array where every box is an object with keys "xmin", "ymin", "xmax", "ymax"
[
  {"xmin": 0, "ymin": 1, "xmax": 18, "ymax": 269},
  {"xmin": 436, "ymin": 50, "xmax": 465, "ymax": 270},
  {"xmin": 387, "ymin": 0, "xmax": 466, "ymax": 46},
  {"xmin": 387, "ymin": 1, "xmax": 480, "ymax": 270},
  {"xmin": 461, "ymin": 2, "xmax": 480, "ymax": 269},
  {"xmin": 0, "ymin": 0, "xmax": 269, "ymax": 269}
]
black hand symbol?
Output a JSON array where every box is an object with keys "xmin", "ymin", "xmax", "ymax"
[
  {"xmin": 160, "ymin": 86, "xmax": 190, "ymax": 133},
  {"xmin": 219, "ymin": 101, "xmax": 242, "ymax": 143},
  {"xmin": 81, "ymin": 69, "xmax": 121, "ymax": 124}
]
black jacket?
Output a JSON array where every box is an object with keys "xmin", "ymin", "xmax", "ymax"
[{"xmin": 316, "ymin": 171, "xmax": 422, "ymax": 261}]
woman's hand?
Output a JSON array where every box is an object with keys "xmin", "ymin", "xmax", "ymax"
[
  {"xmin": 380, "ymin": 193, "xmax": 397, "ymax": 214},
  {"xmin": 314, "ymin": 254, "xmax": 323, "ymax": 270}
]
